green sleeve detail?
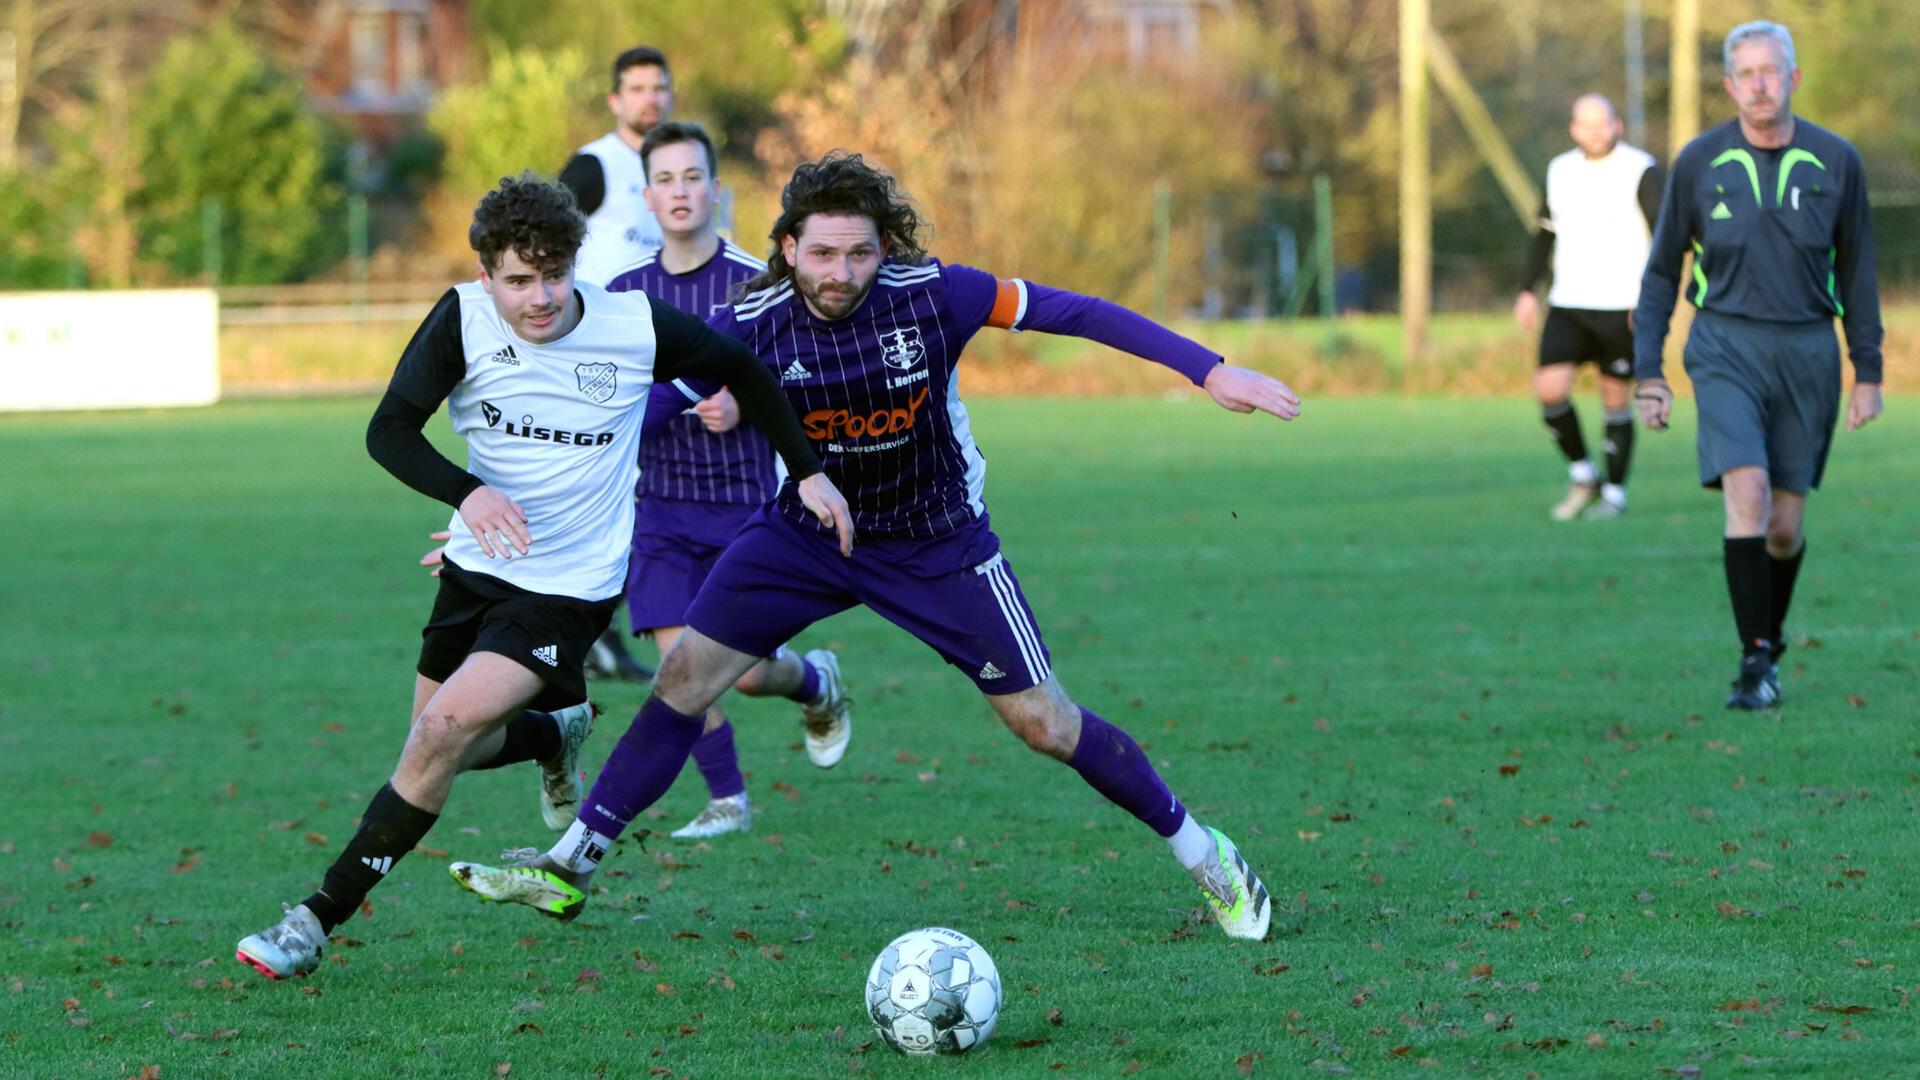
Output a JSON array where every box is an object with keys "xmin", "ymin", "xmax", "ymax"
[
  {"xmin": 1710, "ymin": 148, "xmax": 1762, "ymax": 204},
  {"xmin": 1777, "ymin": 148, "xmax": 1827, "ymax": 205},
  {"xmin": 1827, "ymin": 247, "xmax": 1843, "ymax": 316},
  {"xmin": 1691, "ymin": 240, "xmax": 1708, "ymax": 305}
]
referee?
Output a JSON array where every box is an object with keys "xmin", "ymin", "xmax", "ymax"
[
  {"xmin": 1634, "ymin": 20, "xmax": 1884, "ymax": 710},
  {"xmin": 1515, "ymin": 93, "xmax": 1661, "ymax": 520}
]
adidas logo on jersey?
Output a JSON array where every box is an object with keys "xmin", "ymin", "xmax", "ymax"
[
  {"xmin": 782, "ymin": 359, "xmax": 813, "ymax": 381},
  {"xmin": 1710, "ymin": 201, "xmax": 1732, "ymax": 220},
  {"xmin": 977, "ymin": 661, "xmax": 1006, "ymax": 680},
  {"xmin": 360, "ymin": 855, "xmax": 394, "ymax": 875},
  {"xmin": 532, "ymin": 645, "xmax": 559, "ymax": 667},
  {"xmin": 487, "ymin": 345, "xmax": 520, "ymax": 366}
]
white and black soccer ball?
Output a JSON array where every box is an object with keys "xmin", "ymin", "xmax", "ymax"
[{"xmin": 864, "ymin": 926, "xmax": 1001, "ymax": 1055}]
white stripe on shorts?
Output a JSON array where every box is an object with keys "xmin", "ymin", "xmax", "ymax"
[{"xmin": 980, "ymin": 559, "xmax": 1049, "ymax": 684}]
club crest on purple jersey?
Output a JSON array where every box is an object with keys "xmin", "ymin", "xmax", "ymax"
[
  {"xmin": 880, "ymin": 327, "xmax": 926, "ymax": 370},
  {"xmin": 575, "ymin": 362, "xmax": 618, "ymax": 403}
]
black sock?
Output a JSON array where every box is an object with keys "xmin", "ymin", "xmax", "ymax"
[
  {"xmin": 1542, "ymin": 399, "xmax": 1589, "ymax": 466},
  {"xmin": 303, "ymin": 783, "xmax": 439, "ymax": 934},
  {"xmin": 1722, "ymin": 537, "xmax": 1773, "ymax": 657},
  {"xmin": 469, "ymin": 710, "xmax": 563, "ymax": 771},
  {"xmin": 1603, "ymin": 407, "xmax": 1635, "ymax": 486},
  {"xmin": 1768, "ymin": 540, "xmax": 1806, "ymax": 649}
]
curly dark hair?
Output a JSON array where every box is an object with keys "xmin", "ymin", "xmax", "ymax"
[
  {"xmin": 736, "ymin": 151, "xmax": 929, "ymax": 298},
  {"xmin": 469, "ymin": 172, "xmax": 586, "ymax": 274}
]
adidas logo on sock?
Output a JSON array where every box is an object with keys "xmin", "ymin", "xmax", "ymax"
[
  {"xmin": 781, "ymin": 359, "xmax": 812, "ymax": 381},
  {"xmin": 532, "ymin": 644, "xmax": 559, "ymax": 667},
  {"xmin": 360, "ymin": 855, "xmax": 393, "ymax": 875},
  {"xmin": 977, "ymin": 661, "xmax": 1006, "ymax": 680},
  {"xmin": 487, "ymin": 345, "xmax": 520, "ymax": 366}
]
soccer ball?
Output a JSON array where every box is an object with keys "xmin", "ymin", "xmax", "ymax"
[{"xmin": 864, "ymin": 926, "xmax": 1001, "ymax": 1055}]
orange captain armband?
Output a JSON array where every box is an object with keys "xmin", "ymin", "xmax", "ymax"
[{"xmin": 985, "ymin": 277, "xmax": 1028, "ymax": 331}]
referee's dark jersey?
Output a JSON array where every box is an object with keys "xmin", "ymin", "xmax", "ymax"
[{"xmin": 1633, "ymin": 118, "xmax": 1883, "ymax": 383}]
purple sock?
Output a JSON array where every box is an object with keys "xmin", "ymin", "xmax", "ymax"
[
  {"xmin": 1068, "ymin": 708, "xmax": 1186, "ymax": 837},
  {"xmin": 690, "ymin": 719, "xmax": 746, "ymax": 799},
  {"xmin": 576, "ymin": 696, "xmax": 706, "ymax": 838},
  {"xmin": 785, "ymin": 655, "xmax": 823, "ymax": 704}
]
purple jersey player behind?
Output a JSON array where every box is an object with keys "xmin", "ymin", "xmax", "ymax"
[
  {"xmin": 453, "ymin": 153, "xmax": 1300, "ymax": 941},
  {"xmin": 607, "ymin": 122, "xmax": 852, "ymax": 838}
]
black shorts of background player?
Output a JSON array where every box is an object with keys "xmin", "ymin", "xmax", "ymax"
[{"xmin": 1514, "ymin": 93, "xmax": 1662, "ymax": 520}]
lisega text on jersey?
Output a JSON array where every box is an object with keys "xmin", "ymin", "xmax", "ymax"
[
  {"xmin": 802, "ymin": 385, "xmax": 932, "ymax": 449},
  {"xmin": 480, "ymin": 400, "xmax": 618, "ymax": 447}
]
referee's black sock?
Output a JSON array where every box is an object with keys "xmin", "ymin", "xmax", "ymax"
[
  {"xmin": 1722, "ymin": 537, "xmax": 1774, "ymax": 657},
  {"xmin": 1603, "ymin": 407, "xmax": 1635, "ymax": 485},
  {"xmin": 469, "ymin": 709, "xmax": 564, "ymax": 771},
  {"xmin": 303, "ymin": 783, "xmax": 439, "ymax": 934},
  {"xmin": 1768, "ymin": 540, "xmax": 1807, "ymax": 652},
  {"xmin": 1542, "ymin": 399, "xmax": 1590, "ymax": 467}
]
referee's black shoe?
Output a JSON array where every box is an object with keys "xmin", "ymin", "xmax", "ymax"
[
  {"xmin": 1725, "ymin": 652, "xmax": 1781, "ymax": 711},
  {"xmin": 586, "ymin": 629, "xmax": 654, "ymax": 682}
]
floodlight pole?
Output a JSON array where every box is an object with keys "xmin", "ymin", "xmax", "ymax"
[
  {"xmin": 1399, "ymin": 0, "xmax": 1431, "ymax": 364},
  {"xmin": 1624, "ymin": 0, "xmax": 1647, "ymax": 148},
  {"xmin": 1669, "ymin": 0, "xmax": 1700, "ymax": 155}
]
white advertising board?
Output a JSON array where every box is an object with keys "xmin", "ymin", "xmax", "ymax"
[{"xmin": 0, "ymin": 289, "xmax": 220, "ymax": 412}]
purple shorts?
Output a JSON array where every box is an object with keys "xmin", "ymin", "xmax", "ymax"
[
  {"xmin": 685, "ymin": 508, "xmax": 1054, "ymax": 694},
  {"xmin": 624, "ymin": 496, "xmax": 757, "ymax": 633}
]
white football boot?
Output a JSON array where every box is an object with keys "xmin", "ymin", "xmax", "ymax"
[
  {"xmin": 799, "ymin": 649, "xmax": 852, "ymax": 768},
  {"xmin": 671, "ymin": 793, "xmax": 753, "ymax": 839},
  {"xmin": 235, "ymin": 903, "xmax": 326, "ymax": 980},
  {"xmin": 1191, "ymin": 828, "xmax": 1272, "ymax": 940},
  {"xmin": 537, "ymin": 702, "xmax": 597, "ymax": 831}
]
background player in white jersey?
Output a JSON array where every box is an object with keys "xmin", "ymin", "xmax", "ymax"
[
  {"xmin": 1513, "ymin": 94, "xmax": 1662, "ymax": 519},
  {"xmin": 234, "ymin": 174, "xmax": 849, "ymax": 980},
  {"xmin": 561, "ymin": 46, "xmax": 673, "ymax": 289},
  {"xmin": 559, "ymin": 45, "xmax": 674, "ymax": 681},
  {"xmin": 451, "ymin": 153, "xmax": 1299, "ymax": 941}
]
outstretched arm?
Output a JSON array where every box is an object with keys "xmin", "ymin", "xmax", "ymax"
[{"xmin": 993, "ymin": 279, "xmax": 1300, "ymax": 420}]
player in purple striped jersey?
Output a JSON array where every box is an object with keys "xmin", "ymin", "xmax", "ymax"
[
  {"xmin": 453, "ymin": 153, "xmax": 1299, "ymax": 940},
  {"xmin": 610, "ymin": 122, "xmax": 852, "ymax": 837}
]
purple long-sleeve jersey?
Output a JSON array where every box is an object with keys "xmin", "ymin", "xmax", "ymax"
[
  {"xmin": 706, "ymin": 259, "xmax": 1221, "ymax": 540},
  {"xmin": 607, "ymin": 239, "xmax": 778, "ymax": 505}
]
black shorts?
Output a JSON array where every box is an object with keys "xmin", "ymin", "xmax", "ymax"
[
  {"xmin": 1539, "ymin": 307, "xmax": 1634, "ymax": 379},
  {"xmin": 1682, "ymin": 311, "xmax": 1841, "ymax": 493},
  {"xmin": 418, "ymin": 559, "xmax": 618, "ymax": 711}
]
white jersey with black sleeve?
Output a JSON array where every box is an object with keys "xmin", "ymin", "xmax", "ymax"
[
  {"xmin": 572, "ymin": 132, "xmax": 662, "ymax": 287},
  {"xmin": 1540, "ymin": 143, "xmax": 1658, "ymax": 311},
  {"xmin": 389, "ymin": 281, "xmax": 660, "ymax": 601}
]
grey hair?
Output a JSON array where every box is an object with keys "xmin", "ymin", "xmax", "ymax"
[{"xmin": 1723, "ymin": 20, "xmax": 1795, "ymax": 75}]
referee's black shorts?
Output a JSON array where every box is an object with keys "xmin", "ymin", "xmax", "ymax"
[
  {"xmin": 1539, "ymin": 307, "xmax": 1634, "ymax": 379},
  {"xmin": 1682, "ymin": 311, "xmax": 1842, "ymax": 493},
  {"xmin": 418, "ymin": 559, "xmax": 617, "ymax": 710}
]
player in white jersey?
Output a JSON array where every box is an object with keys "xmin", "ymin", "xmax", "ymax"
[
  {"xmin": 235, "ymin": 175, "xmax": 850, "ymax": 981},
  {"xmin": 1513, "ymin": 94, "xmax": 1662, "ymax": 519},
  {"xmin": 562, "ymin": 46, "xmax": 674, "ymax": 289}
]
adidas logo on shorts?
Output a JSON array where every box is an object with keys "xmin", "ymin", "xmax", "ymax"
[
  {"xmin": 977, "ymin": 661, "xmax": 1006, "ymax": 680},
  {"xmin": 532, "ymin": 644, "xmax": 559, "ymax": 667},
  {"xmin": 781, "ymin": 359, "xmax": 812, "ymax": 381}
]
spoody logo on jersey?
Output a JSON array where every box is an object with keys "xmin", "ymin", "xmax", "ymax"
[
  {"xmin": 479, "ymin": 400, "xmax": 617, "ymax": 447},
  {"xmin": 801, "ymin": 386, "xmax": 932, "ymax": 443}
]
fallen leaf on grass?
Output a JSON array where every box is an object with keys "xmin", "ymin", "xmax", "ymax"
[
  {"xmin": 493, "ymin": 1065, "xmax": 511, "ymax": 1078},
  {"xmin": 513, "ymin": 1022, "xmax": 542, "ymax": 1036},
  {"xmin": 1046, "ymin": 1007, "xmax": 1063, "ymax": 1026},
  {"xmin": 1845, "ymin": 694, "xmax": 1866, "ymax": 708},
  {"xmin": 1810, "ymin": 1003, "xmax": 1872, "ymax": 1015},
  {"xmin": 88, "ymin": 831, "xmax": 113, "ymax": 848},
  {"xmin": 1498, "ymin": 764, "xmax": 1520, "ymax": 777},
  {"xmin": 1236, "ymin": 1050, "xmax": 1264, "ymax": 1075},
  {"xmin": 171, "ymin": 854, "xmax": 200, "ymax": 874},
  {"xmin": 301, "ymin": 832, "xmax": 328, "ymax": 846},
  {"xmin": 1012, "ymin": 1038, "xmax": 1050, "ymax": 1049},
  {"xmin": 1469, "ymin": 963, "xmax": 1493, "ymax": 980}
]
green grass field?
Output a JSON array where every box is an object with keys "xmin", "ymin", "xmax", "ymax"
[{"xmin": 5, "ymin": 395, "xmax": 1917, "ymax": 1078}]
